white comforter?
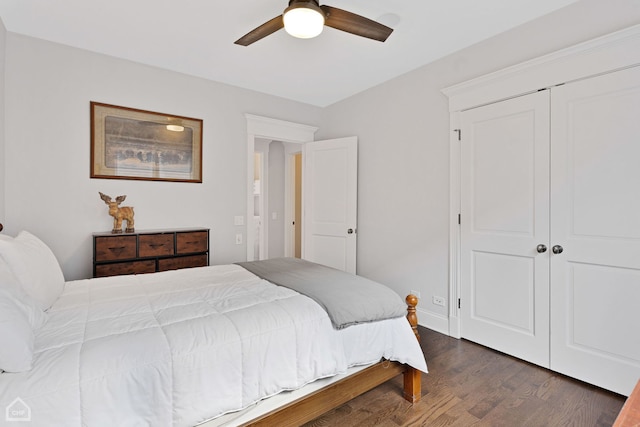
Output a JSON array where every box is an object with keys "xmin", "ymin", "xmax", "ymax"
[{"xmin": 0, "ymin": 265, "xmax": 427, "ymax": 426}]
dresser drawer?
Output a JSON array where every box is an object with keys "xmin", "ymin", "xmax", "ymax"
[
  {"xmin": 158, "ymin": 254, "xmax": 208, "ymax": 271},
  {"xmin": 139, "ymin": 234, "xmax": 174, "ymax": 258},
  {"xmin": 176, "ymin": 231, "xmax": 208, "ymax": 254},
  {"xmin": 95, "ymin": 260, "xmax": 156, "ymax": 277},
  {"xmin": 95, "ymin": 236, "xmax": 137, "ymax": 261}
]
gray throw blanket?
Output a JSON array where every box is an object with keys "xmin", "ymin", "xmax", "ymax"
[{"xmin": 236, "ymin": 258, "xmax": 407, "ymax": 329}]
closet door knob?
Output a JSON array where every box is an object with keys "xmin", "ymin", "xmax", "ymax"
[
  {"xmin": 536, "ymin": 244, "xmax": 547, "ymax": 253},
  {"xmin": 552, "ymin": 245, "xmax": 564, "ymax": 254}
]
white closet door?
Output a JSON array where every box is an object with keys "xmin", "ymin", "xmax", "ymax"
[
  {"xmin": 550, "ymin": 66, "xmax": 640, "ymax": 396},
  {"xmin": 460, "ymin": 90, "xmax": 550, "ymax": 367}
]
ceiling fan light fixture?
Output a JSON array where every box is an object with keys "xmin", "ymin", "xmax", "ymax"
[{"xmin": 283, "ymin": 1, "xmax": 325, "ymax": 39}]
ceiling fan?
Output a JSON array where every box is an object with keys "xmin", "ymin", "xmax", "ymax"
[{"xmin": 235, "ymin": 0, "xmax": 393, "ymax": 46}]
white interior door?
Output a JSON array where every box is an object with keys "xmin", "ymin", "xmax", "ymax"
[
  {"xmin": 460, "ymin": 90, "xmax": 550, "ymax": 367},
  {"xmin": 303, "ymin": 137, "xmax": 357, "ymax": 273},
  {"xmin": 550, "ymin": 66, "xmax": 640, "ymax": 396}
]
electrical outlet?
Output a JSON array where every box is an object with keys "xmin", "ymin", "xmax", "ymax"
[
  {"xmin": 432, "ymin": 296, "xmax": 446, "ymax": 307},
  {"xmin": 410, "ymin": 290, "xmax": 421, "ymax": 299},
  {"xmin": 235, "ymin": 234, "xmax": 243, "ymax": 244}
]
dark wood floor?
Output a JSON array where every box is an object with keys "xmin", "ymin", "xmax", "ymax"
[{"xmin": 303, "ymin": 326, "xmax": 626, "ymax": 427}]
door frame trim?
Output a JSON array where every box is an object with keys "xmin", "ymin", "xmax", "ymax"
[
  {"xmin": 442, "ymin": 24, "xmax": 640, "ymax": 338},
  {"xmin": 245, "ymin": 114, "xmax": 318, "ymax": 261}
]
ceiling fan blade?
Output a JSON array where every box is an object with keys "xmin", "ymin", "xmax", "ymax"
[
  {"xmin": 235, "ymin": 15, "xmax": 284, "ymax": 46},
  {"xmin": 321, "ymin": 5, "xmax": 393, "ymax": 42}
]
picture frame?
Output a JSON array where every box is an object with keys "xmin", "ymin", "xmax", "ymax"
[{"xmin": 90, "ymin": 102, "xmax": 203, "ymax": 183}]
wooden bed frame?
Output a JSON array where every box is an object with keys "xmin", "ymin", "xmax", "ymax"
[{"xmin": 240, "ymin": 294, "xmax": 422, "ymax": 427}]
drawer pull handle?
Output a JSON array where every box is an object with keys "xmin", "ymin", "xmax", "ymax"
[
  {"xmin": 149, "ymin": 243, "xmax": 165, "ymax": 248},
  {"xmin": 108, "ymin": 246, "xmax": 126, "ymax": 251}
]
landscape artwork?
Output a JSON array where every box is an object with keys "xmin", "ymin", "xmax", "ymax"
[{"xmin": 91, "ymin": 102, "xmax": 203, "ymax": 183}]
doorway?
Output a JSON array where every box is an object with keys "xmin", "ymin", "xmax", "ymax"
[
  {"xmin": 245, "ymin": 115, "xmax": 358, "ymax": 273},
  {"xmin": 255, "ymin": 139, "xmax": 295, "ymax": 260},
  {"xmin": 245, "ymin": 114, "xmax": 318, "ymax": 262}
]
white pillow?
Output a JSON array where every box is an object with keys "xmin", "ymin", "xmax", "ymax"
[
  {"xmin": 0, "ymin": 289, "xmax": 35, "ymax": 372},
  {"xmin": 0, "ymin": 231, "xmax": 65, "ymax": 311},
  {"xmin": 0, "ymin": 261, "xmax": 48, "ymax": 329}
]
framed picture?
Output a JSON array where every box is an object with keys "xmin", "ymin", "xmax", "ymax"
[{"xmin": 90, "ymin": 102, "xmax": 203, "ymax": 183}]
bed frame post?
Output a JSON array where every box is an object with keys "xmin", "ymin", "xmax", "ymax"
[
  {"xmin": 403, "ymin": 294, "xmax": 422, "ymax": 403},
  {"xmin": 406, "ymin": 294, "xmax": 420, "ymax": 340}
]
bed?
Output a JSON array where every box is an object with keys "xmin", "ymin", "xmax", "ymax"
[{"xmin": 0, "ymin": 227, "xmax": 427, "ymax": 426}]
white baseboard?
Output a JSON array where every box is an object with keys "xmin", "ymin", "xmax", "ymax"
[{"xmin": 417, "ymin": 308, "xmax": 449, "ymax": 336}]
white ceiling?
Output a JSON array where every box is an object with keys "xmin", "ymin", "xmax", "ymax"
[{"xmin": 0, "ymin": 0, "xmax": 577, "ymax": 107}]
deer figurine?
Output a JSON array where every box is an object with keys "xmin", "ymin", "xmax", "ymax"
[{"xmin": 99, "ymin": 192, "xmax": 135, "ymax": 234}]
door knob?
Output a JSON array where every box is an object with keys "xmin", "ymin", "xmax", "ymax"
[
  {"xmin": 536, "ymin": 244, "xmax": 547, "ymax": 253},
  {"xmin": 552, "ymin": 245, "xmax": 564, "ymax": 254},
  {"xmin": 347, "ymin": 228, "xmax": 354, "ymax": 234}
]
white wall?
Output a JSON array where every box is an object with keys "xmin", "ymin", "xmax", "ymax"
[
  {"xmin": 3, "ymin": 33, "xmax": 322, "ymax": 280},
  {"xmin": 317, "ymin": 0, "xmax": 640, "ymax": 332},
  {"xmin": 0, "ymin": 18, "xmax": 6, "ymax": 225}
]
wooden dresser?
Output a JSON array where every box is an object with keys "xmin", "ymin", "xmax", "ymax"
[{"xmin": 93, "ymin": 228, "xmax": 209, "ymax": 278}]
